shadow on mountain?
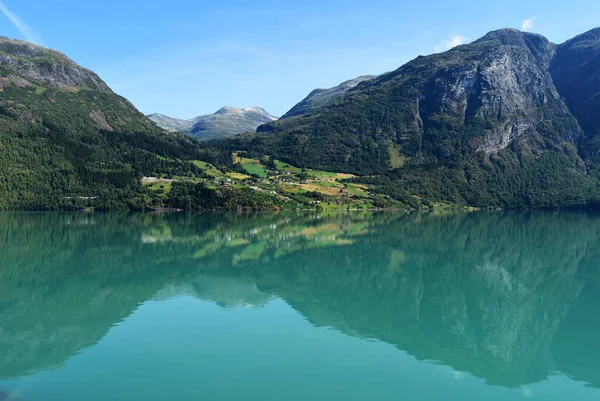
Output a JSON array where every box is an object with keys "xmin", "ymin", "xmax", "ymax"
[{"xmin": 1, "ymin": 211, "xmax": 599, "ymax": 388}]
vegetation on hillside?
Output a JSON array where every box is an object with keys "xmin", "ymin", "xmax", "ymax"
[
  {"xmin": 215, "ymin": 29, "xmax": 600, "ymax": 209},
  {"xmin": 144, "ymin": 153, "xmax": 407, "ymax": 211},
  {"xmin": 0, "ymin": 84, "xmax": 233, "ymax": 210},
  {"xmin": 3, "ymin": 29, "xmax": 600, "ymax": 211}
]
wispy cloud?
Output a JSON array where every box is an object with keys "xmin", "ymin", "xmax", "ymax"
[
  {"xmin": 521, "ymin": 17, "xmax": 536, "ymax": 31},
  {"xmin": 0, "ymin": 0, "xmax": 42, "ymax": 45},
  {"xmin": 434, "ymin": 35, "xmax": 468, "ymax": 53}
]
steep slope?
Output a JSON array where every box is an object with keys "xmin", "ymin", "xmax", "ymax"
[
  {"xmin": 148, "ymin": 106, "xmax": 277, "ymax": 140},
  {"xmin": 551, "ymin": 28, "xmax": 600, "ymax": 173},
  {"xmin": 224, "ymin": 29, "xmax": 599, "ymax": 208},
  {"xmin": 0, "ymin": 37, "xmax": 228, "ymax": 211},
  {"xmin": 281, "ymin": 75, "xmax": 377, "ymax": 119}
]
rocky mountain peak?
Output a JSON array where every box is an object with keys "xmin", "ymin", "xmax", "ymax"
[
  {"xmin": 246, "ymin": 28, "xmax": 591, "ymax": 194},
  {"xmin": 148, "ymin": 106, "xmax": 277, "ymax": 140},
  {"xmin": 475, "ymin": 28, "xmax": 529, "ymax": 44},
  {"xmin": 213, "ymin": 106, "xmax": 276, "ymax": 119},
  {"xmin": 568, "ymin": 27, "xmax": 600, "ymax": 42},
  {"xmin": 558, "ymin": 27, "xmax": 600, "ymax": 54},
  {"xmin": 243, "ymin": 106, "xmax": 274, "ymax": 116},
  {"xmin": 474, "ymin": 28, "xmax": 548, "ymax": 47},
  {"xmin": 0, "ymin": 36, "xmax": 111, "ymax": 93},
  {"xmin": 214, "ymin": 106, "xmax": 241, "ymax": 115}
]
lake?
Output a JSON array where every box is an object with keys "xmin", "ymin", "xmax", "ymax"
[{"xmin": 0, "ymin": 211, "xmax": 599, "ymax": 400}]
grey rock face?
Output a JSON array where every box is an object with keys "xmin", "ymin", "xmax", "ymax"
[
  {"xmin": 148, "ymin": 106, "xmax": 277, "ymax": 140},
  {"xmin": 249, "ymin": 28, "xmax": 598, "ymax": 184},
  {"xmin": 281, "ymin": 75, "xmax": 378, "ymax": 119},
  {"xmin": 417, "ymin": 29, "xmax": 577, "ymax": 154},
  {"xmin": 0, "ymin": 37, "xmax": 110, "ymax": 92}
]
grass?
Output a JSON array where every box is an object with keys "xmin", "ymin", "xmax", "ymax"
[
  {"xmin": 227, "ymin": 172, "xmax": 251, "ymax": 180},
  {"xmin": 242, "ymin": 163, "xmax": 267, "ymax": 178},
  {"xmin": 309, "ymin": 170, "xmax": 337, "ymax": 178},
  {"xmin": 308, "ymin": 170, "xmax": 355, "ymax": 180},
  {"xmin": 232, "ymin": 153, "xmax": 268, "ymax": 178},
  {"xmin": 346, "ymin": 185, "xmax": 369, "ymax": 197},
  {"xmin": 191, "ymin": 160, "xmax": 224, "ymax": 177},
  {"xmin": 275, "ymin": 160, "xmax": 302, "ymax": 173},
  {"xmin": 144, "ymin": 181, "xmax": 173, "ymax": 194},
  {"xmin": 298, "ymin": 183, "xmax": 348, "ymax": 196}
]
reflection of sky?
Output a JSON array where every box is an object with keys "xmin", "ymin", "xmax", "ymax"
[
  {"xmin": 2, "ymin": 297, "xmax": 598, "ymax": 401},
  {"xmin": 154, "ymin": 276, "xmax": 275, "ymax": 309}
]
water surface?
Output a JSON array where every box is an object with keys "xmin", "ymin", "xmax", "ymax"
[{"xmin": 1, "ymin": 211, "xmax": 599, "ymax": 400}]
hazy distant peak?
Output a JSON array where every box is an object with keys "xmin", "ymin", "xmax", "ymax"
[
  {"xmin": 148, "ymin": 106, "xmax": 278, "ymax": 140},
  {"xmin": 214, "ymin": 106, "xmax": 242, "ymax": 115}
]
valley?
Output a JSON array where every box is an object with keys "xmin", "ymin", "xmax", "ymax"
[
  {"xmin": 2, "ymin": 28, "xmax": 600, "ymax": 211},
  {"xmin": 142, "ymin": 153, "xmax": 407, "ymax": 211}
]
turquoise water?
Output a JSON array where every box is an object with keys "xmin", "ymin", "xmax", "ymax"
[{"xmin": 1, "ymin": 211, "xmax": 599, "ymax": 400}]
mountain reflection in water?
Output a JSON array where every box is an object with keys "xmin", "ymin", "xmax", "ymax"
[{"xmin": 1, "ymin": 211, "xmax": 599, "ymax": 391}]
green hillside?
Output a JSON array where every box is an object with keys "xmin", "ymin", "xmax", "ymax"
[
  {"xmin": 0, "ymin": 37, "xmax": 230, "ymax": 210},
  {"xmin": 217, "ymin": 29, "xmax": 600, "ymax": 209}
]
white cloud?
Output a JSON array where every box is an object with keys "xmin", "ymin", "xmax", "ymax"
[
  {"xmin": 522, "ymin": 17, "xmax": 536, "ymax": 31},
  {"xmin": 0, "ymin": 0, "xmax": 42, "ymax": 45},
  {"xmin": 434, "ymin": 35, "xmax": 468, "ymax": 53}
]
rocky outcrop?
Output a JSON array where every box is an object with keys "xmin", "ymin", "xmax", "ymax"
[
  {"xmin": 0, "ymin": 37, "xmax": 111, "ymax": 92},
  {"xmin": 252, "ymin": 28, "xmax": 594, "ymax": 161},
  {"xmin": 89, "ymin": 110, "xmax": 114, "ymax": 131},
  {"xmin": 228, "ymin": 28, "xmax": 600, "ymax": 207},
  {"xmin": 413, "ymin": 29, "xmax": 579, "ymax": 154}
]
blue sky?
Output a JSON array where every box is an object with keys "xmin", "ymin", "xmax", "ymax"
[{"xmin": 1, "ymin": 0, "xmax": 600, "ymax": 118}]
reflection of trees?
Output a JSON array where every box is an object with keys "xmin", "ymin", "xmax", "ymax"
[
  {"xmin": 0, "ymin": 212, "xmax": 378, "ymax": 378},
  {"xmin": 199, "ymin": 212, "xmax": 600, "ymax": 388},
  {"xmin": 1, "ymin": 211, "xmax": 599, "ymax": 388}
]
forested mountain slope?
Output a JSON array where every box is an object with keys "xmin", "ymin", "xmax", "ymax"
[
  {"xmin": 0, "ymin": 37, "xmax": 228, "ymax": 210},
  {"xmin": 220, "ymin": 28, "xmax": 600, "ymax": 208}
]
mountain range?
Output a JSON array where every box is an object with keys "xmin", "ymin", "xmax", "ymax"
[
  {"xmin": 2, "ymin": 28, "xmax": 600, "ymax": 210},
  {"xmin": 148, "ymin": 106, "xmax": 277, "ymax": 140},
  {"xmin": 224, "ymin": 28, "xmax": 600, "ymax": 208},
  {"xmin": 147, "ymin": 73, "xmax": 374, "ymax": 139}
]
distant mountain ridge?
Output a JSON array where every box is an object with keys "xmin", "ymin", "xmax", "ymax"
[
  {"xmin": 281, "ymin": 75, "xmax": 378, "ymax": 119},
  {"xmin": 148, "ymin": 106, "xmax": 277, "ymax": 140}
]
